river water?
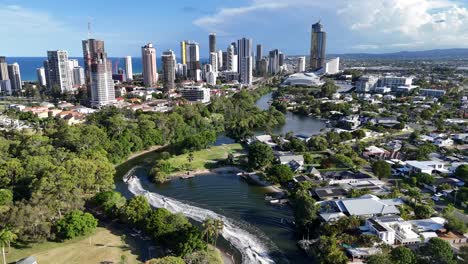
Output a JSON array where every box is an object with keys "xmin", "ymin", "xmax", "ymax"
[
  {"xmin": 118, "ymin": 92, "xmax": 326, "ymax": 263},
  {"xmin": 255, "ymin": 92, "xmax": 326, "ymax": 136}
]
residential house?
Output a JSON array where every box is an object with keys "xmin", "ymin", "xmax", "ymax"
[
  {"xmin": 364, "ymin": 216, "xmax": 420, "ymax": 245},
  {"xmin": 278, "ymin": 154, "xmax": 304, "ymax": 172},
  {"xmin": 313, "ymin": 187, "xmax": 348, "ymax": 201},
  {"xmin": 405, "ymin": 160, "xmax": 447, "ymax": 175}
]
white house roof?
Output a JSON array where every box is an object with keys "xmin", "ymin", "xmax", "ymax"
[
  {"xmin": 336, "ymin": 195, "xmax": 403, "ymax": 216},
  {"xmin": 279, "ymin": 155, "xmax": 304, "ymax": 164},
  {"xmin": 409, "ymin": 217, "xmax": 446, "ymax": 232}
]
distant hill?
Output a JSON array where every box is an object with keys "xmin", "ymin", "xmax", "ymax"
[{"xmin": 329, "ymin": 48, "xmax": 468, "ymax": 59}]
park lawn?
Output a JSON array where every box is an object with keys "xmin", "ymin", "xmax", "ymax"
[
  {"xmin": 7, "ymin": 227, "xmax": 140, "ymax": 264},
  {"xmin": 167, "ymin": 143, "xmax": 244, "ymax": 172}
]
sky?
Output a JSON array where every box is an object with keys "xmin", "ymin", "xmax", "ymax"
[{"xmin": 1, "ymin": 0, "xmax": 468, "ymax": 57}]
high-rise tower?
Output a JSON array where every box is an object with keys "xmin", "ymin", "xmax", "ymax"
[
  {"xmin": 45, "ymin": 50, "xmax": 72, "ymax": 92},
  {"xmin": 82, "ymin": 39, "xmax": 115, "ymax": 107},
  {"xmin": 209, "ymin": 33, "xmax": 216, "ymax": 54},
  {"xmin": 162, "ymin": 49, "xmax": 176, "ymax": 93},
  {"xmin": 237, "ymin": 38, "xmax": 253, "ymax": 85},
  {"xmin": 310, "ymin": 21, "xmax": 327, "ymax": 71},
  {"xmin": 141, "ymin": 43, "xmax": 158, "ymax": 87},
  {"xmin": 125, "ymin": 56, "xmax": 133, "ymax": 81}
]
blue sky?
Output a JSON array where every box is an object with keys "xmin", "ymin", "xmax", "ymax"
[{"xmin": 1, "ymin": 0, "xmax": 468, "ymax": 57}]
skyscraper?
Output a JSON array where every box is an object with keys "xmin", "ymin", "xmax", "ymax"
[
  {"xmin": 237, "ymin": 38, "xmax": 253, "ymax": 85},
  {"xmin": 279, "ymin": 52, "xmax": 285, "ymax": 67},
  {"xmin": 256, "ymin": 44, "xmax": 263, "ymax": 62},
  {"xmin": 7, "ymin": 63, "xmax": 22, "ymax": 93},
  {"xmin": 125, "ymin": 56, "xmax": 133, "ymax": 81},
  {"xmin": 45, "ymin": 50, "xmax": 72, "ymax": 92},
  {"xmin": 240, "ymin": 56, "xmax": 253, "ymax": 85},
  {"xmin": 226, "ymin": 45, "xmax": 238, "ymax": 72},
  {"xmin": 268, "ymin": 49, "xmax": 280, "ymax": 75},
  {"xmin": 0, "ymin": 57, "xmax": 9, "ymax": 80},
  {"xmin": 217, "ymin": 50, "xmax": 223, "ymax": 71},
  {"xmin": 180, "ymin": 41, "xmax": 187, "ymax": 65},
  {"xmin": 72, "ymin": 67, "xmax": 85, "ymax": 86},
  {"xmin": 298, "ymin": 56, "xmax": 306, "ymax": 72},
  {"xmin": 209, "ymin": 33, "xmax": 216, "ymax": 54},
  {"xmin": 36, "ymin": 67, "xmax": 47, "ymax": 86},
  {"xmin": 141, "ymin": 43, "xmax": 158, "ymax": 87},
  {"xmin": 162, "ymin": 49, "xmax": 176, "ymax": 93},
  {"xmin": 185, "ymin": 41, "xmax": 201, "ymax": 81},
  {"xmin": 210, "ymin": 52, "xmax": 218, "ymax": 73},
  {"xmin": 310, "ymin": 21, "xmax": 327, "ymax": 71},
  {"xmin": 82, "ymin": 39, "xmax": 115, "ymax": 107},
  {"xmin": 231, "ymin": 42, "xmax": 238, "ymax": 55}
]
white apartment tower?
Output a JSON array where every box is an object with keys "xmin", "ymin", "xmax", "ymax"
[
  {"xmin": 44, "ymin": 50, "xmax": 72, "ymax": 92},
  {"xmin": 125, "ymin": 56, "xmax": 133, "ymax": 81}
]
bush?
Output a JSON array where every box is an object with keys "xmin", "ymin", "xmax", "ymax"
[{"xmin": 55, "ymin": 210, "xmax": 98, "ymax": 240}]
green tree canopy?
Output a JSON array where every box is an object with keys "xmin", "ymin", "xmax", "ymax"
[
  {"xmin": 372, "ymin": 160, "xmax": 392, "ymax": 180},
  {"xmin": 55, "ymin": 210, "xmax": 98, "ymax": 240},
  {"xmin": 267, "ymin": 164, "xmax": 294, "ymax": 184},
  {"xmin": 247, "ymin": 142, "xmax": 274, "ymax": 170}
]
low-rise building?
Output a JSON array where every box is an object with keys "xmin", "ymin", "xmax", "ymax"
[
  {"xmin": 405, "ymin": 160, "xmax": 447, "ymax": 175},
  {"xmin": 180, "ymin": 85, "xmax": 211, "ymax": 103},
  {"xmin": 364, "ymin": 216, "xmax": 420, "ymax": 245},
  {"xmin": 420, "ymin": 89, "xmax": 446, "ymax": 98}
]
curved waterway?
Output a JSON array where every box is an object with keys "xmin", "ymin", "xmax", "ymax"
[
  {"xmin": 256, "ymin": 92, "xmax": 326, "ymax": 136},
  {"xmin": 120, "ymin": 165, "xmax": 311, "ymax": 263}
]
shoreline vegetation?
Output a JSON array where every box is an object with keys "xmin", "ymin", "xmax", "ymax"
[{"xmin": 3, "ymin": 85, "xmax": 281, "ymax": 263}]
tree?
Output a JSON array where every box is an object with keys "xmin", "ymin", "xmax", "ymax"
[
  {"xmin": 415, "ymin": 173, "xmax": 435, "ymax": 185},
  {"xmin": 419, "ymin": 238, "xmax": 455, "ymax": 264},
  {"xmin": 247, "ymin": 142, "xmax": 274, "ymax": 170},
  {"xmin": 372, "ymin": 160, "xmax": 392, "ymax": 180},
  {"xmin": 415, "ymin": 143, "xmax": 436, "ymax": 160},
  {"xmin": 55, "ymin": 210, "xmax": 98, "ymax": 240},
  {"xmin": 202, "ymin": 218, "xmax": 223, "ymax": 246},
  {"xmin": 454, "ymin": 164, "xmax": 468, "ymax": 181},
  {"xmin": 187, "ymin": 152, "xmax": 194, "ymax": 163},
  {"xmin": 121, "ymin": 196, "xmax": 151, "ymax": 225},
  {"xmin": 294, "ymin": 189, "xmax": 319, "ymax": 236},
  {"xmin": 267, "ymin": 164, "xmax": 294, "ymax": 184},
  {"xmin": 420, "ymin": 109, "xmax": 434, "ymax": 120},
  {"xmin": 314, "ymin": 235, "xmax": 348, "ymax": 264},
  {"xmin": 308, "ymin": 136, "xmax": 328, "ymax": 151},
  {"xmin": 93, "ymin": 191, "xmax": 126, "ymax": 217},
  {"xmin": 320, "ymin": 81, "xmax": 338, "ymax": 98},
  {"xmin": 146, "ymin": 256, "xmax": 185, "ymax": 264},
  {"xmin": 367, "ymin": 254, "xmax": 392, "ymax": 264},
  {"xmin": 0, "ymin": 229, "xmax": 17, "ymax": 264},
  {"xmin": 391, "ymin": 246, "xmax": 416, "ymax": 264},
  {"xmin": 352, "ymin": 129, "xmax": 366, "ymax": 139},
  {"xmin": 414, "ymin": 204, "xmax": 434, "ymax": 219}
]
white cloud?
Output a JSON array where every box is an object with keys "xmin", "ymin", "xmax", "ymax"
[
  {"xmin": 340, "ymin": 0, "xmax": 468, "ymax": 50},
  {"xmin": 193, "ymin": 0, "xmax": 340, "ymax": 32}
]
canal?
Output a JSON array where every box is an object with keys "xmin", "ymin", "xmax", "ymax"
[{"xmin": 116, "ymin": 92, "xmax": 326, "ymax": 263}]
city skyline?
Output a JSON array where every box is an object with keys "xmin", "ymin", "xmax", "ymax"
[{"xmin": 2, "ymin": 0, "xmax": 468, "ymax": 57}]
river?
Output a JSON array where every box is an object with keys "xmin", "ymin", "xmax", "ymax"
[
  {"xmin": 116, "ymin": 92, "xmax": 326, "ymax": 263},
  {"xmin": 255, "ymin": 92, "xmax": 326, "ymax": 136}
]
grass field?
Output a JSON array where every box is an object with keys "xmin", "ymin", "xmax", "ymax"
[
  {"xmin": 167, "ymin": 143, "xmax": 244, "ymax": 172},
  {"xmin": 7, "ymin": 227, "xmax": 140, "ymax": 264}
]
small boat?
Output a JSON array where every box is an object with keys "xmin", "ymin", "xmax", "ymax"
[{"xmin": 269, "ymin": 199, "xmax": 289, "ymax": 205}]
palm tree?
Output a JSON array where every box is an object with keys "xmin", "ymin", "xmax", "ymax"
[
  {"xmin": 202, "ymin": 218, "xmax": 216, "ymax": 244},
  {"xmin": 187, "ymin": 152, "xmax": 194, "ymax": 163},
  {"xmin": 202, "ymin": 218, "xmax": 224, "ymax": 247},
  {"xmin": 0, "ymin": 229, "xmax": 17, "ymax": 264},
  {"xmin": 212, "ymin": 219, "xmax": 224, "ymax": 247}
]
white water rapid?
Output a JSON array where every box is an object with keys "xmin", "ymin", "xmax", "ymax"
[{"xmin": 124, "ymin": 167, "xmax": 276, "ymax": 264}]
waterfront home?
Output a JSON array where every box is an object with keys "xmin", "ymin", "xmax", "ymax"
[
  {"xmin": 320, "ymin": 171, "xmax": 372, "ymax": 185},
  {"xmin": 338, "ymin": 115, "xmax": 361, "ymax": 130},
  {"xmin": 278, "ymin": 154, "xmax": 304, "ymax": 172},
  {"xmin": 318, "ymin": 194, "xmax": 403, "ymax": 221},
  {"xmin": 363, "ymin": 216, "xmax": 420, "ymax": 245},
  {"xmin": 255, "ymin": 134, "xmax": 278, "ymax": 148},
  {"xmin": 312, "ymin": 187, "xmax": 348, "ymax": 201}
]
